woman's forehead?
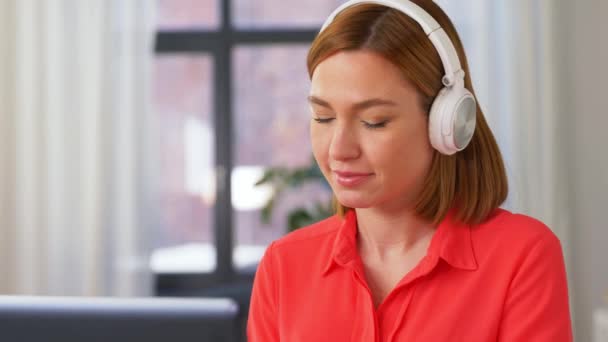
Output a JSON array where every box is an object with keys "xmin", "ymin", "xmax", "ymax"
[
  {"xmin": 311, "ymin": 50, "xmax": 416, "ymax": 93},
  {"xmin": 310, "ymin": 51, "xmax": 419, "ymax": 108}
]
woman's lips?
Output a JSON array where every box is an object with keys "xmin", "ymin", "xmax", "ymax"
[{"xmin": 333, "ymin": 170, "xmax": 373, "ymax": 187}]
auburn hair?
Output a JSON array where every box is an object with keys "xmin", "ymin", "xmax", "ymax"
[{"xmin": 307, "ymin": 0, "xmax": 508, "ymax": 225}]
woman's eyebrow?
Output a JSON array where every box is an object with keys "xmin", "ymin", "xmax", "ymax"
[{"xmin": 307, "ymin": 96, "xmax": 398, "ymax": 111}]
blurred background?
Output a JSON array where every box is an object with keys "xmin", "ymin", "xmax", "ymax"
[{"xmin": 0, "ymin": 0, "xmax": 606, "ymax": 341}]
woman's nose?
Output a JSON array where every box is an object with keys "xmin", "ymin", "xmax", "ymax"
[{"xmin": 328, "ymin": 124, "xmax": 360, "ymax": 161}]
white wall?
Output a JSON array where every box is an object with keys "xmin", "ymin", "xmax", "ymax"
[{"xmin": 558, "ymin": 0, "xmax": 608, "ymax": 340}]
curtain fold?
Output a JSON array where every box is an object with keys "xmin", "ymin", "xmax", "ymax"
[{"xmin": 0, "ymin": 0, "xmax": 158, "ymax": 296}]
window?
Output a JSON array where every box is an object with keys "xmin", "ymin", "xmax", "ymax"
[{"xmin": 153, "ymin": 0, "xmax": 336, "ymax": 294}]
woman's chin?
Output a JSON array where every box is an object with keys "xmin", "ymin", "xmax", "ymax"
[{"xmin": 335, "ymin": 194, "xmax": 374, "ymax": 209}]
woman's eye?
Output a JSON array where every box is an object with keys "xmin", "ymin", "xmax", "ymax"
[
  {"xmin": 362, "ymin": 120, "xmax": 388, "ymax": 129},
  {"xmin": 313, "ymin": 117, "xmax": 334, "ymax": 124}
]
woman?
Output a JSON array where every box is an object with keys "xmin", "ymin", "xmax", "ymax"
[{"xmin": 248, "ymin": 0, "xmax": 572, "ymax": 341}]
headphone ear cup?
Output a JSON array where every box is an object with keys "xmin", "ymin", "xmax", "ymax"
[
  {"xmin": 452, "ymin": 89, "xmax": 477, "ymax": 150},
  {"xmin": 428, "ymin": 87, "xmax": 477, "ymax": 155},
  {"xmin": 428, "ymin": 87, "xmax": 452, "ymax": 154}
]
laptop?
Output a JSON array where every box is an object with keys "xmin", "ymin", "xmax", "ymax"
[{"xmin": 0, "ymin": 295, "xmax": 240, "ymax": 342}]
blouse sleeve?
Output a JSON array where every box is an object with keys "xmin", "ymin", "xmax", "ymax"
[
  {"xmin": 497, "ymin": 232, "xmax": 573, "ymax": 341},
  {"xmin": 247, "ymin": 241, "xmax": 280, "ymax": 341}
]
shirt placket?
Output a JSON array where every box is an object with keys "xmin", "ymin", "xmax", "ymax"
[
  {"xmin": 378, "ymin": 283, "xmax": 418, "ymax": 341},
  {"xmin": 349, "ymin": 262, "xmax": 380, "ymax": 342},
  {"xmin": 374, "ymin": 255, "xmax": 440, "ymax": 341},
  {"xmin": 389, "ymin": 256, "xmax": 441, "ymax": 341}
]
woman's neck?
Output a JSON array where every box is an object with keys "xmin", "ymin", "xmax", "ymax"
[{"xmin": 355, "ymin": 207, "xmax": 436, "ymax": 262}]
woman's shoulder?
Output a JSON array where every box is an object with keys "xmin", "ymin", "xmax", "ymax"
[
  {"xmin": 472, "ymin": 208, "xmax": 563, "ymax": 259},
  {"xmin": 270, "ymin": 214, "xmax": 343, "ymax": 253},
  {"xmin": 257, "ymin": 215, "xmax": 344, "ymax": 276},
  {"xmin": 481, "ymin": 208, "xmax": 555, "ymax": 235}
]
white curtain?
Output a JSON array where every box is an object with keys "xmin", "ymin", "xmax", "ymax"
[{"xmin": 0, "ymin": 0, "xmax": 158, "ymax": 296}]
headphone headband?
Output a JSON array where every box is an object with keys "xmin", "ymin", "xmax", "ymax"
[{"xmin": 319, "ymin": 0, "xmax": 464, "ymax": 87}]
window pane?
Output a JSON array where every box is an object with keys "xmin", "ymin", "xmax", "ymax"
[
  {"xmin": 232, "ymin": 0, "xmax": 344, "ymax": 29},
  {"xmin": 150, "ymin": 55, "xmax": 216, "ymax": 273},
  {"xmin": 157, "ymin": 0, "xmax": 219, "ymax": 30},
  {"xmin": 232, "ymin": 46, "xmax": 332, "ymax": 272}
]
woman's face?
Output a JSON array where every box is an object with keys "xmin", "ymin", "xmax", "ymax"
[{"xmin": 309, "ymin": 50, "xmax": 434, "ymax": 212}]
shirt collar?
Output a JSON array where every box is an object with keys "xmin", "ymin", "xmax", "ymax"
[{"xmin": 321, "ymin": 208, "xmax": 478, "ymax": 276}]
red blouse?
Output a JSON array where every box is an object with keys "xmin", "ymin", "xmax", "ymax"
[{"xmin": 247, "ymin": 208, "xmax": 572, "ymax": 341}]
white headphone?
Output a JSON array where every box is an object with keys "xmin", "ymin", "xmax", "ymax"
[{"xmin": 319, "ymin": 0, "xmax": 477, "ymax": 155}]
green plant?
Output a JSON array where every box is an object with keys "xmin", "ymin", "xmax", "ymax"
[{"xmin": 255, "ymin": 156, "xmax": 333, "ymax": 232}]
